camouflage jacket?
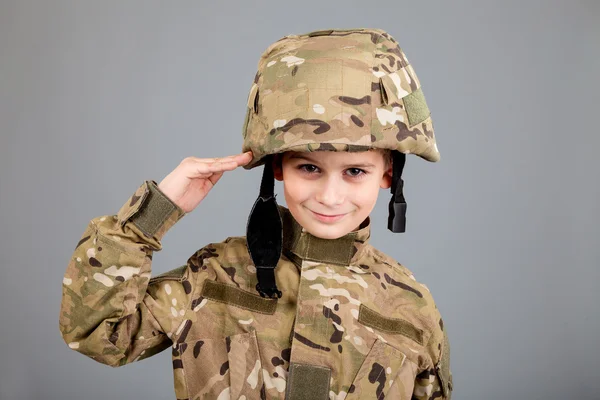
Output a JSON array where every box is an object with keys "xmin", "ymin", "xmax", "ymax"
[{"xmin": 59, "ymin": 180, "xmax": 453, "ymax": 400}]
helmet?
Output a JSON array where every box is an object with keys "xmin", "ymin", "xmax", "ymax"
[
  {"xmin": 242, "ymin": 27, "xmax": 439, "ymax": 167},
  {"xmin": 242, "ymin": 28, "xmax": 440, "ymax": 298}
]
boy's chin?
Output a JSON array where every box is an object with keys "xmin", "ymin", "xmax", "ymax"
[{"xmin": 289, "ymin": 205, "xmax": 363, "ymax": 239}]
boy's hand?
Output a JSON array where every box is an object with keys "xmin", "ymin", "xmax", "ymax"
[{"xmin": 157, "ymin": 151, "xmax": 253, "ymax": 213}]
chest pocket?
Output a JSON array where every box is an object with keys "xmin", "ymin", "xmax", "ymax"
[
  {"xmin": 345, "ymin": 305, "xmax": 424, "ymax": 399},
  {"xmin": 176, "ymin": 329, "xmax": 264, "ymax": 400},
  {"xmin": 345, "ymin": 339, "xmax": 412, "ymax": 400}
]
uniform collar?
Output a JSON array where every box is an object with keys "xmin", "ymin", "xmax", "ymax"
[{"xmin": 279, "ymin": 205, "xmax": 371, "ymax": 266}]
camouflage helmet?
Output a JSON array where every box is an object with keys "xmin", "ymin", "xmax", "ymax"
[
  {"xmin": 243, "ymin": 28, "xmax": 439, "ymax": 298},
  {"xmin": 241, "ymin": 27, "xmax": 440, "ymax": 169}
]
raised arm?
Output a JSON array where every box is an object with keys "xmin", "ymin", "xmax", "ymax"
[{"xmin": 59, "ymin": 180, "xmax": 186, "ymax": 366}]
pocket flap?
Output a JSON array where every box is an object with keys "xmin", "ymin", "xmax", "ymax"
[
  {"xmin": 179, "ymin": 337, "xmax": 229, "ymax": 399},
  {"xmin": 345, "ymin": 339, "xmax": 406, "ymax": 400},
  {"xmin": 228, "ymin": 330, "xmax": 265, "ymax": 398}
]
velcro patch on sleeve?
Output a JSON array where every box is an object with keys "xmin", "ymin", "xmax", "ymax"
[{"xmin": 130, "ymin": 181, "xmax": 180, "ymax": 238}]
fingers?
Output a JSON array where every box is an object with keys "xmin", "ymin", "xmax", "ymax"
[
  {"xmin": 182, "ymin": 151, "xmax": 254, "ymax": 178},
  {"xmin": 185, "ymin": 151, "xmax": 252, "ymax": 166},
  {"xmin": 189, "ymin": 160, "xmax": 236, "ymax": 177},
  {"xmin": 208, "ymin": 171, "xmax": 224, "ymax": 186},
  {"xmin": 237, "ymin": 151, "xmax": 253, "ymax": 166},
  {"xmin": 223, "ymin": 151, "xmax": 253, "ymax": 166}
]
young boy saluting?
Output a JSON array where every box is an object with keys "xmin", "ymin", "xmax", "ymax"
[{"xmin": 60, "ymin": 28, "xmax": 453, "ymax": 400}]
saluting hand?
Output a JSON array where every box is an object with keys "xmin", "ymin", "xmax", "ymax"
[{"xmin": 157, "ymin": 151, "xmax": 253, "ymax": 213}]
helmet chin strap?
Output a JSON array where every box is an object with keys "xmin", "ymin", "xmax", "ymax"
[
  {"xmin": 388, "ymin": 151, "xmax": 407, "ymax": 233},
  {"xmin": 246, "ymin": 156, "xmax": 283, "ymax": 298}
]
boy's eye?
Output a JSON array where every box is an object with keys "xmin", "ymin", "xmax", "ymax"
[
  {"xmin": 299, "ymin": 164, "xmax": 319, "ymax": 173},
  {"xmin": 345, "ymin": 168, "xmax": 366, "ymax": 177}
]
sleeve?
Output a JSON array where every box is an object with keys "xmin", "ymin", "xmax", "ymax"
[
  {"xmin": 58, "ymin": 180, "xmax": 189, "ymax": 367},
  {"xmin": 412, "ymin": 321, "xmax": 453, "ymax": 400}
]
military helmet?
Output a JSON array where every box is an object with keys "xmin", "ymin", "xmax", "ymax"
[
  {"xmin": 242, "ymin": 28, "xmax": 440, "ymax": 298},
  {"xmin": 241, "ymin": 27, "xmax": 439, "ymax": 168}
]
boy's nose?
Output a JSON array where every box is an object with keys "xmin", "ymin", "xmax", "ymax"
[{"xmin": 315, "ymin": 177, "xmax": 345, "ymax": 207}]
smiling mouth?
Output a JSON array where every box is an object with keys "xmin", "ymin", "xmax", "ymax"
[
  {"xmin": 313, "ymin": 211, "xmax": 345, "ymax": 217},
  {"xmin": 309, "ymin": 209, "xmax": 349, "ymax": 223}
]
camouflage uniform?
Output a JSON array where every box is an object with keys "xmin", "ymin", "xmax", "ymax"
[{"xmin": 59, "ymin": 28, "xmax": 453, "ymax": 399}]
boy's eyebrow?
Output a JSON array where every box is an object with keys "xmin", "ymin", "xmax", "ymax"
[
  {"xmin": 342, "ymin": 163, "xmax": 376, "ymax": 169},
  {"xmin": 289, "ymin": 154, "xmax": 314, "ymax": 161},
  {"xmin": 288, "ymin": 154, "xmax": 376, "ymax": 168}
]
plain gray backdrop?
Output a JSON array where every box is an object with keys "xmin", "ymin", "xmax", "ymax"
[{"xmin": 1, "ymin": 1, "xmax": 598, "ymax": 399}]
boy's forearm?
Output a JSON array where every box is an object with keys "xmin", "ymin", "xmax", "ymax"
[{"xmin": 58, "ymin": 180, "xmax": 186, "ymax": 366}]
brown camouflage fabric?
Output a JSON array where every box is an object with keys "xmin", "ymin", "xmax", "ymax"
[
  {"xmin": 60, "ymin": 180, "xmax": 453, "ymax": 399},
  {"xmin": 241, "ymin": 28, "xmax": 440, "ymax": 170}
]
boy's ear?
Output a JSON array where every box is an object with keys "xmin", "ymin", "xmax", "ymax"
[
  {"xmin": 380, "ymin": 162, "xmax": 393, "ymax": 189},
  {"xmin": 272, "ymin": 154, "xmax": 284, "ymax": 181}
]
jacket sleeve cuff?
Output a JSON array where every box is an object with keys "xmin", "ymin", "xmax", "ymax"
[{"xmin": 116, "ymin": 180, "xmax": 186, "ymax": 244}]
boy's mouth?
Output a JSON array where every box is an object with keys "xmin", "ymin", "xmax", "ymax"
[{"xmin": 309, "ymin": 210, "xmax": 347, "ymax": 223}]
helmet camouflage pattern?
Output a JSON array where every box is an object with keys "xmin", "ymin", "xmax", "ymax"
[{"xmin": 241, "ymin": 27, "xmax": 440, "ymax": 169}]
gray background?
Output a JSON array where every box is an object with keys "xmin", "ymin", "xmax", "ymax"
[{"xmin": 1, "ymin": 0, "xmax": 598, "ymax": 399}]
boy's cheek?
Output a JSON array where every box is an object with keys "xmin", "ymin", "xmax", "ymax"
[
  {"xmin": 282, "ymin": 175, "xmax": 311, "ymax": 196},
  {"xmin": 353, "ymin": 181, "xmax": 383, "ymax": 202}
]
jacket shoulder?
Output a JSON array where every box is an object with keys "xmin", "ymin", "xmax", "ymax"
[
  {"xmin": 149, "ymin": 235, "xmax": 250, "ymax": 284},
  {"xmin": 183, "ymin": 235, "xmax": 256, "ymax": 290},
  {"xmin": 365, "ymin": 245, "xmax": 449, "ymax": 364},
  {"xmin": 367, "ymin": 245, "xmax": 417, "ymax": 279},
  {"xmin": 186, "ymin": 235, "xmax": 250, "ymax": 269}
]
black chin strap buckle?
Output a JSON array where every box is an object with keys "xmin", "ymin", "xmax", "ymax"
[
  {"xmin": 255, "ymin": 266, "xmax": 282, "ymax": 299},
  {"xmin": 388, "ymin": 179, "xmax": 407, "ymax": 233},
  {"xmin": 387, "ymin": 151, "xmax": 407, "ymax": 233}
]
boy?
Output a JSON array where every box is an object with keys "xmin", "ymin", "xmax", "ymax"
[{"xmin": 60, "ymin": 28, "xmax": 452, "ymax": 399}]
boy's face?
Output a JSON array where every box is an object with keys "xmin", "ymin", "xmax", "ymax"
[{"xmin": 273, "ymin": 150, "xmax": 392, "ymax": 240}]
